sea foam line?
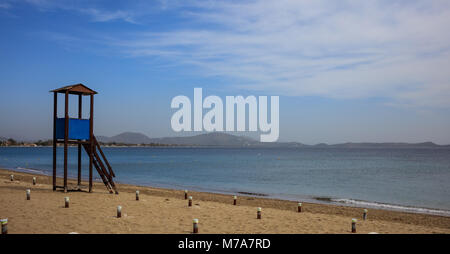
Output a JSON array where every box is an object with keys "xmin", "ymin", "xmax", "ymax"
[
  {"xmin": 15, "ymin": 167, "xmax": 46, "ymax": 174},
  {"xmin": 332, "ymin": 198, "xmax": 450, "ymax": 217}
]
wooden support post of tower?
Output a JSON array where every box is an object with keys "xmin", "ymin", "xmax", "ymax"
[
  {"xmin": 77, "ymin": 94, "xmax": 82, "ymax": 188},
  {"xmin": 52, "ymin": 92, "xmax": 57, "ymax": 191},
  {"xmin": 64, "ymin": 90, "xmax": 69, "ymax": 193},
  {"xmin": 89, "ymin": 94, "xmax": 94, "ymax": 193}
]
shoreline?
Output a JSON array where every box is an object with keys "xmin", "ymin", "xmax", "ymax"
[
  {"xmin": 1, "ymin": 168, "xmax": 450, "ymax": 233},
  {"xmin": 7, "ymin": 166, "xmax": 450, "ymax": 217},
  {"xmin": 2, "ymin": 144, "xmax": 450, "ymax": 149}
]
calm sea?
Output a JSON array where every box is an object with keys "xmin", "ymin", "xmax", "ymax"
[{"xmin": 1, "ymin": 147, "xmax": 450, "ymax": 216}]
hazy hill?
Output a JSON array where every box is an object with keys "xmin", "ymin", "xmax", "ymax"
[
  {"xmin": 95, "ymin": 132, "xmax": 449, "ymax": 148},
  {"xmin": 97, "ymin": 132, "xmax": 257, "ymax": 146},
  {"xmin": 151, "ymin": 132, "xmax": 258, "ymax": 146},
  {"xmin": 322, "ymin": 141, "xmax": 444, "ymax": 149},
  {"xmin": 97, "ymin": 132, "xmax": 153, "ymax": 144}
]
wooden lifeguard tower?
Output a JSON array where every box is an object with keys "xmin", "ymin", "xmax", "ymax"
[{"xmin": 51, "ymin": 84, "xmax": 118, "ymax": 194}]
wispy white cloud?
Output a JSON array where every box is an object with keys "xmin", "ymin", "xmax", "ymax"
[
  {"xmin": 20, "ymin": 0, "xmax": 450, "ymax": 108},
  {"xmin": 106, "ymin": 0, "xmax": 450, "ymax": 108},
  {"xmin": 77, "ymin": 8, "xmax": 137, "ymax": 23},
  {"xmin": 21, "ymin": 0, "xmax": 139, "ymax": 23},
  {"xmin": 0, "ymin": 1, "xmax": 11, "ymax": 9}
]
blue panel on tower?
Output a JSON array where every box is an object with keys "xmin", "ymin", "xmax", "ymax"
[{"xmin": 56, "ymin": 118, "xmax": 90, "ymax": 140}]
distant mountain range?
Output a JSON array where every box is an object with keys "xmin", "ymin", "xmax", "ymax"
[
  {"xmin": 97, "ymin": 132, "xmax": 154, "ymax": 144},
  {"xmin": 97, "ymin": 132, "xmax": 257, "ymax": 146},
  {"xmin": 96, "ymin": 132, "xmax": 450, "ymax": 148}
]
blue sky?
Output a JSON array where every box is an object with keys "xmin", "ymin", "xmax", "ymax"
[{"xmin": 1, "ymin": 0, "xmax": 450, "ymax": 144}]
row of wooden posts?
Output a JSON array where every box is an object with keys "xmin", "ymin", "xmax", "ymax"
[{"xmin": 2, "ymin": 174, "xmax": 369, "ymax": 234}]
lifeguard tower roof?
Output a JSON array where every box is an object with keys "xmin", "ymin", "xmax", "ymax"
[{"xmin": 50, "ymin": 83, "xmax": 97, "ymax": 95}]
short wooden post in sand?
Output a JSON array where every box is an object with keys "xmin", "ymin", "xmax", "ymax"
[
  {"xmin": 10, "ymin": 175, "xmax": 14, "ymax": 181},
  {"xmin": 352, "ymin": 218, "xmax": 357, "ymax": 233},
  {"xmin": 298, "ymin": 202, "xmax": 302, "ymax": 213},
  {"xmin": 188, "ymin": 196, "xmax": 193, "ymax": 207},
  {"xmin": 32, "ymin": 177, "xmax": 36, "ymax": 185},
  {"xmin": 193, "ymin": 219, "xmax": 199, "ymax": 233},
  {"xmin": 117, "ymin": 206, "xmax": 122, "ymax": 218},
  {"xmin": 233, "ymin": 195, "xmax": 237, "ymax": 205},
  {"xmin": 136, "ymin": 190, "xmax": 140, "ymax": 201},
  {"xmin": 1, "ymin": 219, "xmax": 7, "ymax": 234},
  {"xmin": 363, "ymin": 209, "xmax": 368, "ymax": 220},
  {"xmin": 257, "ymin": 207, "xmax": 262, "ymax": 219},
  {"xmin": 26, "ymin": 189, "xmax": 30, "ymax": 200},
  {"xmin": 65, "ymin": 197, "xmax": 69, "ymax": 208},
  {"xmin": 184, "ymin": 190, "xmax": 188, "ymax": 199}
]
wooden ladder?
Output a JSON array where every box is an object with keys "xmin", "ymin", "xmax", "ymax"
[{"xmin": 83, "ymin": 136, "xmax": 118, "ymax": 194}]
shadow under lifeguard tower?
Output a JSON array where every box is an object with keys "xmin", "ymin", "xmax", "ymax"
[{"xmin": 51, "ymin": 84, "xmax": 118, "ymax": 194}]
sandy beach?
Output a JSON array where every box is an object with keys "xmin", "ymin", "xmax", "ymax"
[{"xmin": 1, "ymin": 168, "xmax": 449, "ymax": 234}]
